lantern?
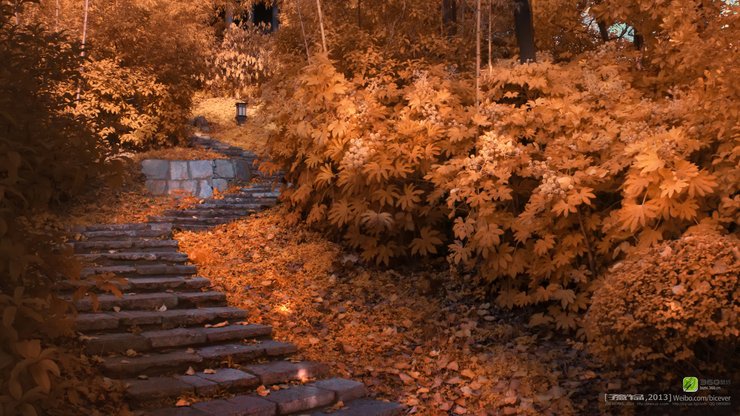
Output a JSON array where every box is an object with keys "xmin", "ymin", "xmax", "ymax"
[{"xmin": 235, "ymin": 101, "xmax": 248, "ymax": 125}]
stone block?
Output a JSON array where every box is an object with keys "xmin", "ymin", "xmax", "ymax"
[
  {"xmin": 192, "ymin": 399, "xmax": 248, "ymax": 416},
  {"xmin": 141, "ymin": 327, "xmax": 207, "ymax": 348},
  {"xmin": 125, "ymin": 376, "xmax": 193, "ymax": 400},
  {"xmin": 312, "ymin": 399, "xmax": 402, "ymax": 416},
  {"xmin": 168, "ymin": 180, "xmax": 197, "ymax": 196},
  {"xmin": 197, "ymin": 343, "xmax": 264, "ymax": 361},
  {"xmin": 178, "ymin": 374, "xmax": 219, "ymax": 395},
  {"xmin": 212, "ymin": 178, "xmax": 229, "ymax": 192},
  {"xmin": 86, "ymin": 333, "xmax": 150, "ymax": 354},
  {"xmin": 226, "ymin": 396, "xmax": 276, "ymax": 416},
  {"xmin": 244, "ymin": 361, "xmax": 328, "ymax": 385},
  {"xmin": 313, "ymin": 378, "xmax": 366, "ymax": 402},
  {"xmin": 203, "ymin": 324, "xmax": 272, "ymax": 342},
  {"xmin": 141, "ymin": 159, "xmax": 170, "ymax": 179},
  {"xmin": 197, "ymin": 368, "xmax": 258, "ymax": 389},
  {"xmin": 264, "ymin": 385, "xmax": 334, "ymax": 415},
  {"xmin": 233, "ymin": 159, "xmax": 251, "ymax": 180},
  {"xmin": 170, "ymin": 161, "xmax": 189, "ymax": 180},
  {"xmin": 215, "ymin": 160, "xmax": 235, "ymax": 178},
  {"xmin": 197, "ymin": 180, "xmax": 213, "ymax": 198},
  {"xmin": 189, "ymin": 160, "xmax": 214, "ymax": 179},
  {"xmin": 102, "ymin": 350, "xmax": 202, "ymax": 376},
  {"xmin": 146, "ymin": 407, "xmax": 211, "ymax": 416},
  {"xmin": 149, "ymin": 407, "xmax": 211, "ymax": 416},
  {"xmin": 75, "ymin": 313, "xmax": 119, "ymax": 331},
  {"xmin": 145, "ymin": 180, "xmax": 168, "ymax": 195}
]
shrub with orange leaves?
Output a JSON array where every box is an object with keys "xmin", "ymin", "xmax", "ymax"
[{"xmin": 584, "ymin": 232, "xmax": 739, "ymax": 383}]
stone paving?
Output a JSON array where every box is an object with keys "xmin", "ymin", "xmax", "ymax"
[{"xmin": 65, "ymin": 173, "xmax": 401, "ymax": 414}]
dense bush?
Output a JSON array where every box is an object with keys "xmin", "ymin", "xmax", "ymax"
[
  {"xmin": 0, "ymin": 3, "xmax": 121, "ymax": 413},
  {"xmin": 73, "ymin": 0, "xmax": 211, "ymax": 148},
  {"xmin": 584, "ymin": 233, "xmax": 739, "ymax": 382},
  {"xmin": 266, "ymin": 55, "xmax": 471, "ymax": 265},
  {"xmin": 206, "ymin": 24, "xmax": 276, "ymax": 97},
  {"xmin": 264, "ymin": 0, "xmax": 739, "ymax": 330}
]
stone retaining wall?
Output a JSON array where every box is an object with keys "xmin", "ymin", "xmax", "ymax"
[{"xmin": 142, "ymin": 159, "xmax": 250, "ymax": 198}]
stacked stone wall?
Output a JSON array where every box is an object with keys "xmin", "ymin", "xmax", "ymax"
[{"xmin": 142, "ymin": 159, "xmax": 251, "ymax": 198}]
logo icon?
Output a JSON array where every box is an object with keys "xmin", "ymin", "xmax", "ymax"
[{"xmin": 683, "ymin": 377, "xmax": 699, "ymax": 393}]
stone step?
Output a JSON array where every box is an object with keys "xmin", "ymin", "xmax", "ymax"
[
  {"xmin": 85, "ymin": 324, "xmax": 272, "ymax": 354},
  {"xmin": 77, "ymin": 229, "xmax": 172, "ymax": 241},
  {"xmin": 145, "ymin": 384, "xmax": 334, "ymax": 416},
  {"xmin": 81, "ymin": 264, "xmax": 197, "ymax": 278},
  {"xmin": 75, "ymin": 307, "xmax": 249, "ymax": 332},
  {"xmin": 72, "ymin": 239, "xmax": 180, "ymax": 254},
  {"xmin": 233, "ymin": 192, "xmax": 279, "ymax": 199},
  {"xmin": 196, "ymin": 202, "xmax": 270, "ymax": 210},
  {"xmin": 125, "ymin": 363, "xmax": 335, "ymax": 405},
  {"xmin": 101, "ymin": 340, "xmax": 297, "ymax": 376},
  {"xmin": 312, "ymin": 399, "xmax": 403, "ymax": 416},
  {"xmin": 218, "ymin": 196, "xmax": 277, "ymax": 204},
  {"xmin": 78, "ymin": 252, "xmax": 190, "ymax": 265},
  {"xmin": 170, "ymin": 224, "xmax": 220, "ymax": 232},
  {"xmin": 71, "ymin": 291, "xmax": 226, "ymax": 312},
  {"xmin": 161, "ymin": 209, "xmax": 255, "ymax": 218},
  {"xmin": 124, "ymin": 367, "xmax": 260, "ymax": 402},
  {"xmin": 72, "ymin": 223, "xmax": 164, "ymax": 232},
  {"xmin": 59, "ymin": 276, "xmax": 210, "ymax": 294},
  {"xmin": 149, "ymin": 216, "xmax": 244, "ymax": 225},
  {"xmin": 242, "ymin": 361, "xmax": 330, "ymax": 385}
]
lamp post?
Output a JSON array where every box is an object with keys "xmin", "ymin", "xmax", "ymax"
[{"xmin": 235, "ymin": 101, "xmax": 247, "ymax": 125}]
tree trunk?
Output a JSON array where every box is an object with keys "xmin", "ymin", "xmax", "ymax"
[
  {"xmin": 488, "ymin": 0, "xmax": 492, "ymax": 71},
  {"xmin": 225, "ymin": 1, "xmax": 234, "ymax": 28},
  {"xmin": 475, "ymin": 0, "xmax": 481, "ymax": 108},
  {"xmin": 442, "ymin": 0, "xmax": 457, "ymax": 36},
  {"xmin": 633, "ymin": 29, "xmax": 644, "ymax": 50},
  {"xmin": 271, "ymin": 1, "xmax": 280, "ymax": 32},
  {"xmin": 76, "ymin": 0, "xmax": 90, "ymax": 100},
  {"xmin": 55, "ymin": 0, "xmax": 60, "ymax": 31},
  {"xmin": 597, "ymin": 21, "xmax": 610, "ymax": 42},
  {"xmin": 296, "ymin": 0, "xmax": 310, "ymax": 61},
  {"xmin": 513, "ymin": 0, "xmax": 535, "ymax": 63},
  {"xmin": 315, "ymin": 0, "xmax": 327, "ymax": 53}
]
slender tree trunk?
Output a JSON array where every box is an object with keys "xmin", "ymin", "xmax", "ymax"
[
  {"xmin": 225, "ymin": 1, "xmax": 234, "ymax": 28},
  {"xmin": 597, "ymin": 21, "xmax": 610, "ymax": 42},
  {"xmin": 442, "ymin": 0, "xmax": 457, "ymax": 36},
  {"xmin": 296, "ymin": 0, "xmax": 310, "ymax": 61},
  {"xmin": 271, "ymin": 1, "xmax": 280, "ymax": 32},
  {"xmin": 513, "ymin": 0, "xmax": 535, "ymax": 63},
  {"xmin": 80, "ymin": 0, "xmax": 89, "ymax": 57},
  {"xmin": 76, "ymin": 0, "xmax": 90, "ymax": 100},
  {"xmin": 633, "ymin": 29, "xmax": 644, "ymax": 50},
  {"xmin": 475, "ymin": 0, "xmax": 481, "ymax": 108},
  {"xmin": 357, "ymin": 0, "xmax": 362, "ymax": 29},
  {"xmin": 315, "ymin": 0, "xmax": 327, "ymax": 53},
  {"xmin": 487, "ymin": 0, "xmax": 492, "ymax": 71},
  {"xmin": 55, "ymin": 0, "xmax": 60, "ymax": 31}
]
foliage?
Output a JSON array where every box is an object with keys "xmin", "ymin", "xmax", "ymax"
[
  {"xmin": 0, "ymin": 3, "xmax": 126, "ymax": 414},
  {"xmin": 177, "ymin": 208, "xmax": 589, "ymax": 415},
  {"xmin": 266, "ymin": 54, "xmax": 473, "ymax": 265},
  {"xmin": 584, "ymin": 233, "xmax": 739, "ymax": 384},
  {"xmin": 74, "ymin": 0, "xmax": 211, "ymax": 148},
  {"xmin": 206, "ymin": 24, "xmax": 276, "ymax": 97},
  {"xmin": 73, "ymin": 59, "xmax": 183, "ymax": 148},
  {"xmin": 263, "ymin": 0, "xmax": 739, "ymax": 331}
]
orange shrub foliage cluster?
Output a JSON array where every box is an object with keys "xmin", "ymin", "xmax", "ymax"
[
  {"xmin": 264, "ymin": 47, "xmax": 737, "ymax": 329},
  {"xmin": 584, "ymin": 233, "xmax": 739, "ymax": 382},
  {"xmin": 0, "ymin": 2, "xmax": 127, "ymax": 413},
  {"xmin": 264, "ymin": 0, "xmax": 739, "ymax": 330}
]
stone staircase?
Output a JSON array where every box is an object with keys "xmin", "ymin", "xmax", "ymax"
[{"xmin": 65, "ymin": 184, "xmax": 402, "ymax": 416}]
